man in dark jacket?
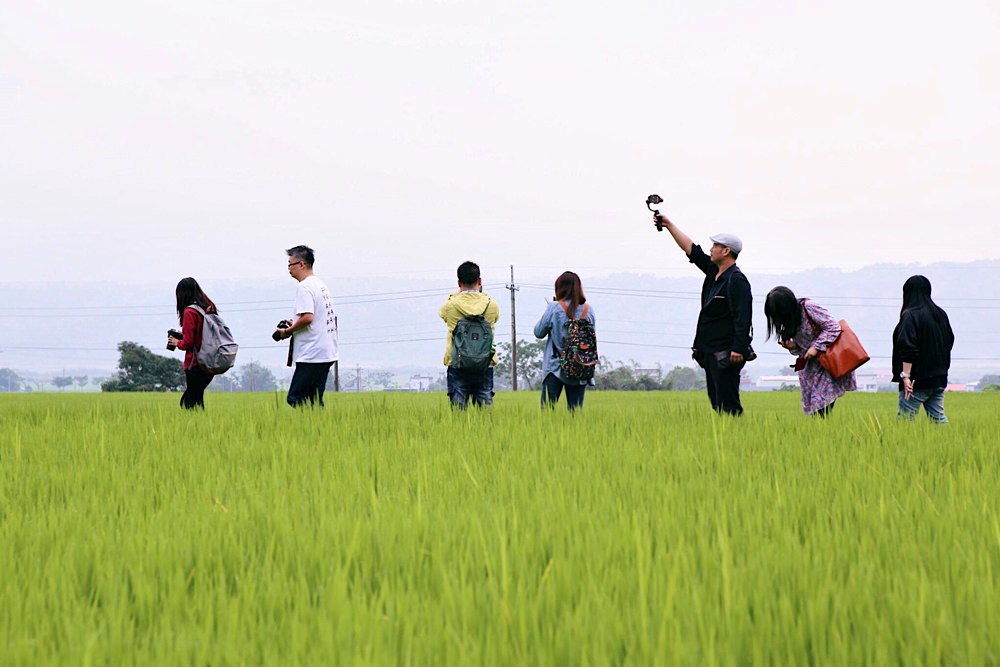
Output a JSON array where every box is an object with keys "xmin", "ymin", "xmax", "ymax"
[{"xmin": 653, "ymin": 211, "xmax": 754, "ymax": 415}]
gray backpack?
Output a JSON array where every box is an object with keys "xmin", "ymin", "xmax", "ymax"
[
  {"xmin": 190, "ymin": 305, "xmax": 239, "ymax": 375},
  {"xmin": 450, "ymin": 300, "xmax": 494, "ymax": 372}
]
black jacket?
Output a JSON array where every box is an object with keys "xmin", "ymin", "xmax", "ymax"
[
  {"xmin": 891, "ymin": 306, "xmax": 955, "ymax": 387},
  {"xmin": 687, "ymin": 244, "xmax": 754, "ymax": 356}
]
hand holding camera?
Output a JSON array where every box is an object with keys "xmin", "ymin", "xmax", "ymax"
[
  {"xmin": 166, "ymin": 329, "xmax": 183, "ymax": 351},
  {"xmin": 272, "ymin": 320, "xmax": 292, "ymax": 342},
  {"xmin": 646, "ymin": 194, "xmax": 665, "ymax": 231}
]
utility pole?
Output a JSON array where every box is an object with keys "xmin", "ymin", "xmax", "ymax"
[
  {"xmin": 506, "ymin": 265, "xmax": 519, "ymax": 391},
  {"xmin": 333, "ymin": 316, "xmax": 340, "ymax": 391},
  {"xmin": 356, "ymin": 363, "xmax": 362, "ymax": 392}
]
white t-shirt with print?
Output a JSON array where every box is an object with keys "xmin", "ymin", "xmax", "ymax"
[{"xmin": 292, "ymin": 275, "xmax": 338, "ymax": 363}]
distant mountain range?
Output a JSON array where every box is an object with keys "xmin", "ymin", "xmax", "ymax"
[{"xmin": 2, "ymin": 259, "xmax": 997, "ymax": 384}]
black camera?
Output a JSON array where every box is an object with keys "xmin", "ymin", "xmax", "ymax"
[
  {"xmin": 166, "ymin": 329, "xmax": 182, "ymax": 351},
  {"xmin": 272, "ymin": 320, "xmax": 291, "ymax": 342},
  {"xmin": 646, "ymin": 194, "xmax": 664, "ymax": 231}
]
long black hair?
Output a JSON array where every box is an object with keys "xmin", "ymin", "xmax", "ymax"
[
  {"xmin": 554, "ymin": 271, "xmax": 586, "ymax": 315},
  {"xmin": 900, "ymin": 275, "xmax": 948, "ymax": 326},
  {"xmin": 175, "ymin": 277, "xmax": 217, "ymax": 326},
  {"xmin": 764, "ymin": 286, "xmax": 802, "ymax": 341}
]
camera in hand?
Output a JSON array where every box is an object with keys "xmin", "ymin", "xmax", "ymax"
[
  {"xmin": 166, "ymin": 329, "xmax": 182, "ymax": 351},
  {"xmin": 646, "ymin": 194, "xmax": 664, "ymax": 231},
  {"xmin": 272, "ymin": 320, "xmax": 291, "ymax": 342}
]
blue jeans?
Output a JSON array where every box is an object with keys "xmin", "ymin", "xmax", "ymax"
[
  {"xmin": 898, "ymin": 387, "xmax": 948, "ymax": 424},
  {"xmin": 541, "ymin": 373, "xmax": 586, "ymax": 411},
  {"xmin": 447, "ymin": 367, "xmax": 494, "ymax": 409}
]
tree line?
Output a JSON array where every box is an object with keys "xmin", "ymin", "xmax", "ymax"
[
  {"xmin": 494, "ymin": 340, "xmax": 706, "ymax": 392},
  {"xmin": 4, "ymin": 342, "xmax": 1000, "ymax": 393}
]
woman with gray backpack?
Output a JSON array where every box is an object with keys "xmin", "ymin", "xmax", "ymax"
[
  {"xmin": 534, "ymin": 271, "xmax": 598, "ymax": 411},
  {"xmin": 167, "ymin": 277, "xmax": 220, "ymax": 410}
]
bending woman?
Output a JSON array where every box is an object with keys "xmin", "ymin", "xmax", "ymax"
[
  {"xmin": 167, "ymin": 277, "xmax": 218, "ymax": 410},
  {"xmin": 533, "ymin": 271, "xmax": 597, "ymax": 411},
  {"xmin": 764, "ymin": 286, "xmax": 856, "ymax": 416}
]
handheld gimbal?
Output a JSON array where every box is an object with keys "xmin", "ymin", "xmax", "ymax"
[{"xmin": 646, "ymin": 194, "xmax": 664, "ymax": 231}]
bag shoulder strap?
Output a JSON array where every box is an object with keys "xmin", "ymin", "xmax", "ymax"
[
  {"xmin": 800, "ymin": 299, "xmax": 820, "ymax": 334},
  {"xmin": 186, "ymin": 304, "xmax": 209, "ymax": 327},
  {"xmin": 557, "ymin": 301, "xmax": 589, "ymax": 321},
  {"xmin": 480, "ymin": 299, "xmax": 491, "ymax": 317}
]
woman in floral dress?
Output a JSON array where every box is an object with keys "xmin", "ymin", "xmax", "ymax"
[{"xmin": 764, "ymin": 286, "xmax": 857, "ymax": 416}]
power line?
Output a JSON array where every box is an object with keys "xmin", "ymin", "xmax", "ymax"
[
  {"xmin": 519, "ymin": 284, "xmax": 999, "ymax": 309},
  {"xmin": 7, "ymin": 334, "xmax": 1000, "ymax": 364},
  {"xmin": 7, "ymin": 270, "xmax": 1000, "ymax": 316}
]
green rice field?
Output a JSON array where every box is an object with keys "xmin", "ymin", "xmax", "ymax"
[{"xmin": 1, "ymin": 391, "xmax": 998, "ymax": 665}]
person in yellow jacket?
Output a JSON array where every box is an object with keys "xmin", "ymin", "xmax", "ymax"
[{"xmin": 439, "ymin": 261, "xmax": 501, "ymax": 408}]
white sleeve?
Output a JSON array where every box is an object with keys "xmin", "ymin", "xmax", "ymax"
[{"xmin": 294, "ymin": 283, "xmax": 315, "ymax": 315}]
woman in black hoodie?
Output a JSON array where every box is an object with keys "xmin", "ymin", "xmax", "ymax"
[{"xmin": 892, "ymin": 275, "xmax": 955, "ymax": 423}]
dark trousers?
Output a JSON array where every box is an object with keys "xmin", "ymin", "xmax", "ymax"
[
  {"xmin": 541, "ymin": 373, "xmax": 586, "ymax": 411},
  {"xmin": 288, "ymin": 361, "xmax": 334, "ymax": 408},
  {"xmin": 815, "ymin": 401, "xmax": 835, "ymax": 418},
  {"xmin": 702, "ymin": 352, "xmax": 744, "ymax": 416},
  {"xmin": 447, "ymin": 367, "xmax": 494, "ymax": 409},
  {"xmin": 180, "ymin": 366, "xmax": 213, "ymax": 410}
]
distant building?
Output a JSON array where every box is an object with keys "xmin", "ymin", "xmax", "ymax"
[
  {"xmin": 754, "ymin": 375, "xmax": 799, "ymax": 391},
  {"xmin": 855, "ymin": 373, "xmax": 880, "ymax": 393},
  {"xmin": 946, "ymin": 383, "xmax": 967, "ymax": 392},
  {"xmin": 409, "ymin": 375, "xmax": 433, "ymax": 392},
  {"xmin": 634, "ymin": 368, "xmax": 662, "ymax": 381}
]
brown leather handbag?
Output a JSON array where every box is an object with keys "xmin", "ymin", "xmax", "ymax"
[
  {"xmin": 803, "ymin": 302, "xmax": 870, "ymax": 379},
  {"xmin": 819, "ymin": 320, "xmax": 870, "ymax": 379}
]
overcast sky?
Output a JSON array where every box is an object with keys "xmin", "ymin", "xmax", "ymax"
[{"xmin": 2, "ymin": 0, "xmax": 998, "ymax": 287}]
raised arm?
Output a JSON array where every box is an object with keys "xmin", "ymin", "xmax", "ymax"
[
  {"xmin": 534, "ymin": 303, "xmax": 554, "ymax": 339},
  {"xmin": 654, "ymin": 212, "xmax": 693, "ymax": 255}
]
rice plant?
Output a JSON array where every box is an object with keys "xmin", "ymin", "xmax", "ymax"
[{"xmin": 1, "ymin": 391, "xmax": 997, "ymax": 665}]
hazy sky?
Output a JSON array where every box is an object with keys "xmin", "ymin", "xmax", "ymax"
[{"xmin": 2, "ymin": 0, "xmax": 998, "ymax": 286}]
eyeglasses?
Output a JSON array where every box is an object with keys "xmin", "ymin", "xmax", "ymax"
[{"xmin": 288, "ymin": 261, "xmax": 304, "ymax": 268}]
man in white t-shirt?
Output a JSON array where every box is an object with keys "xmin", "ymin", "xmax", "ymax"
[{"xmin": 274, "ymin": 245, "xmax": 338, "ymax": 407}]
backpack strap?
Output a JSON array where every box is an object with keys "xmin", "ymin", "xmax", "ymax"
[
  {"xmin": 186, "ymin": 304, "xmax": 207, "ymax": 327},
  {"xmin": 557, "ymin": 301, "xmax": 588, "ymax": 320},
  {"xmin": 479, "ymin": 299, "xmax": 491, "ymax": 316}
]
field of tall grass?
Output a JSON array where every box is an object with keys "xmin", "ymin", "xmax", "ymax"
[{"xmin": 1, "ymin": 390, "xmax": 998, "ymax": 665}]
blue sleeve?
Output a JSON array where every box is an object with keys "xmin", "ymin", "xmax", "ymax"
[{"xmin": 534, "ymin": 303, "xmax": 555, "ymax": 339}]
